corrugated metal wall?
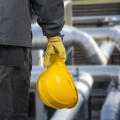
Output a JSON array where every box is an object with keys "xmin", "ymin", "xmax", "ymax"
[
  {"xmin": 72, "ymin": 2, "xmax": 120, "ymax": 65},
  {"xmin": 73, "ymin": 3, "xmax": 120, "ymax": 16}
]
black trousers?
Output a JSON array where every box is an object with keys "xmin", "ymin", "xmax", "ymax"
[{"xmin": 0, "ymin": 48, "xmax": 32, "ymax": 120}]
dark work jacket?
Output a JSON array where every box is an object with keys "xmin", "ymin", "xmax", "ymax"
[{"xmin": 0, "ymin": 0, "xmax": 64, "ymax": 47}]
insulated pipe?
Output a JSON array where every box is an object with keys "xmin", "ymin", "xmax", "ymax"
[
  {"xmin": 30, "ymin": 66, "xmax": 120, "ymax": 90},
  {"xmin": 62, "ymin": 26, "xmax": 107, "ymax": 65},
  {"xmin": 68, "ymin": 66, "xmax": 120, "ymax": 82},
  {"xmin": 31, "ymin": 24, "xmax": 47, "ymax": 49},
  {"xmin": 79, "ymin": 26, "xmax": 120, "ymax": 50},
  {"xmin": 50, "ymin": 72, "xmax": 93, "ymax": 120},
  {"xmin": 72, "ymin": 16, "xmax": 120, "ymax": 25},
  {"xmin": 32, "ymin": 24, "xmax": 107, "ymax": 65},
  {"xmin": 101, "ymin": 89, "xmax": 120, "ymax": 120},
  {"xmin": 100, "ymin": 42, "xmax": 116, "ymax": 60}
]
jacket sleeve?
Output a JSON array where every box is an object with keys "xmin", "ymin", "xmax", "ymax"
[{"xmin": 31, "ymin": 0, "xmax": 65, "ymax": 37}]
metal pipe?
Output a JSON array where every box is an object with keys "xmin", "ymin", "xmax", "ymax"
[
  {"xmin": 50, "ymin": 72, "xmax": 93, "ymax": 120},
  {"xmin": 100, "ymin": 42, "xmax": 116, "ymax": 60},
  {"xmin": 32, "ymin": 24, "xmax": 107, "ymax": 65},
  {"xmin": 101, "ymin": 76, "xmax": 120, "ymax": 120},
  {"xmin": 72, "ymin": 16, "xmax": 120, "ymax": 25},
  {"xmin": 30, "ymin": 65, "xmax": 120, "ymax": 90},
  {"xmin": 63, "ymin": 26, "xmax": 107, "ymax": 65},
  {"xmin": 31, "ymin": 23, "xmax": 47, "ymax": 49},
  {"xmin": 68, "ymin": 66, "xmax": 120, "ymax": 82},
  {"xmin": 79, "ymin": 26, "xmax": 120, "ymax": 50},
  {"xmin": 101, "ymin": 89, "xmax": 120, "ymax": 120}
]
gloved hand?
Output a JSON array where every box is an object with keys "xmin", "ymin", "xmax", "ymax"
[{"xmin": 44, "ymin": 36, "xmax": 66, "ymax": 67}]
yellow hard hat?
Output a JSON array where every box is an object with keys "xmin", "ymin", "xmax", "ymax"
[{"xmin": 36, "ymin": 55, "xmax": 78, "ymax": 109}]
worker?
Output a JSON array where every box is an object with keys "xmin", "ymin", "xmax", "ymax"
[{"xmin": 0, "ymin": 0, "xmax": 66, "ymax": 120}]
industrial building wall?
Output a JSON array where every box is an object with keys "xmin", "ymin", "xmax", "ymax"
[{"xmin": 72, "ymin": 1, "xmax": 120, "ymax": 65}]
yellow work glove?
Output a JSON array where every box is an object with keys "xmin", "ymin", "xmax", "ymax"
[{"xmin": 44, "ymin": 36, "xmax": 66, "ymax": 68}]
